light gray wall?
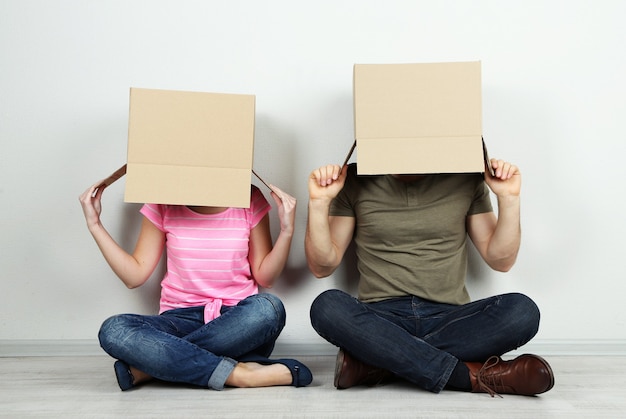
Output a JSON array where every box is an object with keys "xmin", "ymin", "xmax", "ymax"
[{"xmin": 2, "ymin": 0, "xmax": 625, "ymax": 354}]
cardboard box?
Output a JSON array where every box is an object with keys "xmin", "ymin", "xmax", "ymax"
[
  {"xmin": 353, "ymin": 61, "xmax": 487, "ymax": 175},
  {"xmin": 124, "ymin": 87, "xmax": 256, "ymax": 208}
]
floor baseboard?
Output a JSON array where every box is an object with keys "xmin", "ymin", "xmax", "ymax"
[{"xmin": 2, "ymin": 339, "xmax": 626, "ymax": 357}]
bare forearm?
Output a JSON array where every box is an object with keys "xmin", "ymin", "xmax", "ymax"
[
  {"xmin": 254, "ymin": 230, "xmax": 294, "ymax": 288},
  {"xmin": 305, "ymin": 200, "xmax": 340, "ymax": 277},
  {"xmin": 486, "ymin": 195, "xmax": 521, "ymax": 271},
  {"xmin": 88, "ymin": 223, "xmax": 151, "ymax": 288}
]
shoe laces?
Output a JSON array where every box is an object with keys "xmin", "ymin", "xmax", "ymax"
[{"xmin": 476, "ymin": 356, "xmax": 504, "ymax": 398}]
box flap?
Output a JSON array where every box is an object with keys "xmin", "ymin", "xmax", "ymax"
[
  {"xmin": 354, "ymin": 61, "xmax": 484, "ymax": 174},
  {"xmin": 124, "ymin": 88, "xmax": 255, "ymax": 207}
]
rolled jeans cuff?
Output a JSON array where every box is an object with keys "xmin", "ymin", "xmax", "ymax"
[
  {"xmin": 434, "ymin": 356, "xmax": 459, "ymax": 393},
  {"xmin": 207, "ymin": 357, "xmax": 237, "ymax": 390}
]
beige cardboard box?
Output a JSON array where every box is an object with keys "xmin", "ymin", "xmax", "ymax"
[
  {"xmin": 353, "ymin": 61, "xmax": 487, "ymax": 175},
  {"xmin": 123, "ymin": 87, "xmax": 256, "ymax": 208}
]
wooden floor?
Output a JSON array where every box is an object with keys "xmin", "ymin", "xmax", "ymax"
[{"xmin": 1, "ymin": 355, "xmax": 625, "ymax": 418}]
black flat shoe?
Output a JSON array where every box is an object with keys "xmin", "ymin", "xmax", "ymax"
[
  {"xmin": 113, "ymin": 360, "xmax": 134, "ymax": 391},
  {"xmin": 238, "ymin": 354, "xmax": 313, "ymax": 387}
]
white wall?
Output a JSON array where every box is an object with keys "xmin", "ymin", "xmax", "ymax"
[{"xmin": 2, "ymin": 0, "xmax": 625, "ymax": 354}]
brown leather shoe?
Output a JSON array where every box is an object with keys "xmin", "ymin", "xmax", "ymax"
[
  {"xmin": 334, "ymin": 349, "xmax": 394, "ymax": 389},
  {"xmin": 466, "ymin": 354, "xmax": 555, "ymax": 397}
]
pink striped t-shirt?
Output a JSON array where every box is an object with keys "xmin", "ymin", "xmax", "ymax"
[{"xmin": 140, "ymin": 186, "xmax": 271, "ymax": 323}]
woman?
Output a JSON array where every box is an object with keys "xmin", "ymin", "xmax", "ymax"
[{"xmin": 79, "ymin": 179, "xmax": 312, "ymax": 391}]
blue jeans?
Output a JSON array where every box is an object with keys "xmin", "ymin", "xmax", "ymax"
[
  {"xmin": 98, "ymin": 293, "xmax": 286, "ymax": 390},
  {"xmin": 310, "ymin": 289, "xmax": 540, "ymax": 393}
]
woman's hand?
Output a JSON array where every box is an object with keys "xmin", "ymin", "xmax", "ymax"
[
  {"xmin": 79, "ymin": 181, "xmax": 106, "ymax": 230},
  {"xmin": 268, "ymin": 184, "xmax": 297, "ymax": 236}
]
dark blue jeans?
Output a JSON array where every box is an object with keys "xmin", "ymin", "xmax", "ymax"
[
  {"xmin": 310, "ymin": 289, "xmax": 540, "ymax": 393},
  {"xmin": 98, "ymin": 293, "xmax": 285, "ymax": 390}
]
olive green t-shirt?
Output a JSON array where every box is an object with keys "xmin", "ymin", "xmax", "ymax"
[{"xmin": 330, "ymin": 164, "xmax": 493, "ymax": 305}]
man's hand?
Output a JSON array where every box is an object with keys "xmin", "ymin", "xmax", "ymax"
[
  {"xmin": 308, "ymin": 164, "xmax": 347, "ymax": 203},
  {"xmin": 484, "ymin": 159, "xmax": 521, "ymax": 197}
]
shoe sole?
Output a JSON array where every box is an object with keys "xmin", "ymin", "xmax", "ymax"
[{"xmin": 334, "ymin": 349, "xmax": 346, "ymax": 389}]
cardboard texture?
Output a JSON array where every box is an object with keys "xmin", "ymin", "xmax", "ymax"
[
  {"xmin": 353, "ymin": 61, "xmax": 485, "ymax": 175},
  {"xmin": 252, "ymin": 169, "xmax": 272, "ymax": 191},
  {"xmin": 98, "ymin": 164, "xmax": 127, "ymax": 189},
  {"xmin": 124, "ymin": 88, "xmax": 256, "ymax": 208}
]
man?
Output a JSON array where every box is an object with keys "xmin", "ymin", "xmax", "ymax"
[{"xmin": 305, "ymin": 159, "xmax": 554, "ymax": 397}]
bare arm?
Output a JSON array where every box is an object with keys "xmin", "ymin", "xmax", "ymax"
[
  {"xmin": 305, "ymin": 165, "xmax": 355, "ymax": 278},
  {"xmin": 467, "ymin": 159, "xmax": 521, "ymax": 272},
  {"xmin": 248, "ymin": 185, "xmax": 296, "ymax": 288},
  {"xmin": 79, "ymin": 182, "xmax": 165, "ymax": 288}
]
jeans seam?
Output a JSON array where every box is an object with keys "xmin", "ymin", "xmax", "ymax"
[{"xmin": 423, "ymin": 296, "xmax": 501, "ymax": 341}]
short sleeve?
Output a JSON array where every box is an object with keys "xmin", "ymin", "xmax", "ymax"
[
  {"xmin": 249, "ymin": 185, "xmax": 271, "ymax": 228},
  {"xmin": 467, "ymin": 180, "xmax": 493, "ymax": 216},
  {"xmin": 140, "ymin": 203, "xmax": 166, "ymax": 231}
]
